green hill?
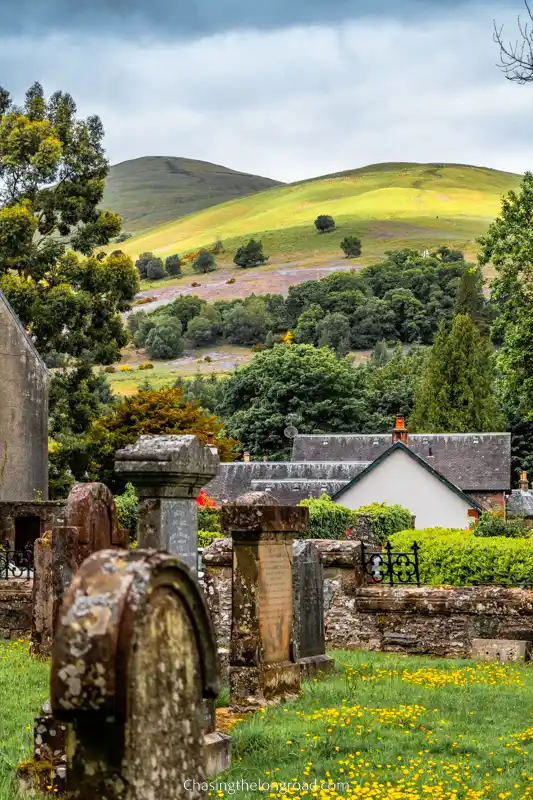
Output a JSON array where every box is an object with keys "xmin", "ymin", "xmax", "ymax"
[
  {"xmin": 102, "ymin": 156, "xmax": 282, "ymax": 232},
  {"xmin": 115, "ymin": 162, "xmax": 521, "ymax": 266}
]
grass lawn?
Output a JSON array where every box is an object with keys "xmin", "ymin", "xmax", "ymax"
[{"xmin": 3, "ymin": 644, "xmax": 533, "ymax": 798}]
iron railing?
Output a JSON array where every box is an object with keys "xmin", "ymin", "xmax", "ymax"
[
  {"xmin": 0, "ymin": 544, "xmax": 34, "ymax": 579},
  {"xmin": 361, "ymin": 541, "xmax": 420, "ymax": 586}
]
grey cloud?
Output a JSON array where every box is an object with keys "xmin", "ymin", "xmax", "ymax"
[{"xmin": 2, "ymin": 0, "xmax": 478, "ymax": 38}]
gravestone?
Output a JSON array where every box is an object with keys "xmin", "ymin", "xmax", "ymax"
[
  {"xmin": 223, "ymin": 503, "xmax": 307, "ymax": 708},
  {"xmin": 471, "ymin": 638, "xmax": 531, "ymax": 663},
  {"xmin": 50, "ymin": 548, "xmax": 220, "ymax": 799},
  {"xmin": 64, "ymin": 481, "xmax": 124, "ymax": 563},
  {"xmin": 115, "ymin": 435, "xmax": 219, "ymax": 573},
  {"xmin": 292, "ymin": 541, "xmax": 334, "ymax": 675}
]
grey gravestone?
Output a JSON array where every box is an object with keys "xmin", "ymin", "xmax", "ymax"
[
  {"xmin": 51, "ymin": 549, "xmax": 220, "ymax": 799},
  {"xmin": 115, "ymin": 435, "xmax": 219, "ymax": 574},
  {"xmin": 292, "ymin": 541, "xmax": 334, "ymax": 675},
  {"xmin": 471, "ymin": 638, "xmax": 530, "ymax": 663}
]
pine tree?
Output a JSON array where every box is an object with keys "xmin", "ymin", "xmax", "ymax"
[{"xmin": 409, "ymin": 314, "xmax": 504, "ymax": 433}]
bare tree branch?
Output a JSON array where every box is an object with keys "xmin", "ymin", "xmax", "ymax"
[{"xmin": 494, "ymin": 1, "xmax": 533, "ymax": 83}]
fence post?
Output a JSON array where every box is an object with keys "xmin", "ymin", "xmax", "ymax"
[
  {"xmin": 385, "ymin": 541, "xmax": 394, "ymax": 586},
  {"xmin": 412, "ymin": 542, "xmax": 420, "ymax": 587}
]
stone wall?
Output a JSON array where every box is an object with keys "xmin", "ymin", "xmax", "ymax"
[
  {"xmin": 202, "ymin": 538, "xmax": 533, "ymax": 658},
  {"xmin": 0, "ymin": 579, "xmax": 33, "ymax": 639},
  {"xmin": 0, "ymin": 501, "xmax": 65, "ymax": 550}
]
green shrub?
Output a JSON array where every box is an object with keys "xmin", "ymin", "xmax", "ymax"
[
  {"xmin": 389, "ymin": 527, "xmax": 533, "ymax": 586},
  {"xmin": 299, "ymin": 495, "xmax": 358, "ymax": 539},
  {"xmin": 472, "ymin": 510, "xmax": 530, "ymax": 538},
  {"xmin": 115, "ymin": 483, "xmax": 138, "ymax": 540},
  {"xmin": 198, "ymin": 506, "xmax": 221, "ymax": 532},
  {"xmin": 298, "ymin": 495, "xmax": 411, "ymax": 541},
  {"xmin": 353, "ymin": 502, "xmax": 412, "ymax": 544},
  {"xmin": 198, "ymin": 530, "xmax": 224, "ymax": 548}
]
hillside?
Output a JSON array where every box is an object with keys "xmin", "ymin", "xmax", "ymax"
[
  {"xmin": 115, "ymin": 162, "xmax": 521, "ymax": 266},
  {"xmin": 102, "ymin": 156, "xmax": 282, "ymax": 232}
]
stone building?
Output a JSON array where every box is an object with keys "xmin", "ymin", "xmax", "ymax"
[
  {"xmin": 206, "ymin": 417, "xmax": 512, "ymax": 515},
  {"xmin": 0, "ymin": 289, "xmax": 49, "ymax": 502}
]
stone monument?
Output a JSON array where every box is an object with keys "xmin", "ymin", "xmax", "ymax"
[
  {"xmin": 223, "ymin": 503, "xmax": 307, "ymax": 708},
  {"xmin": 292, "ymin": 540, "xmax": 334, "ymax": 675},
  {"xmin": 50, "ymin": 549, "xmax": 220, "ymax": 799},
  {"xmin": 115, "ymin": 435, "xmax": 219, "ymax": 573}
]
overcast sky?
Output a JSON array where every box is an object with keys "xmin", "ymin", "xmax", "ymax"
[{"xmin": 1, "ymin": 0, "xmax": 531, "ymax": 182}]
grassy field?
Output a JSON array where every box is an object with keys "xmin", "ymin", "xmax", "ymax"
[
  {"xmin": 3, "ymin": 644, "xmax": 533, "ymax": 799},
  {"xmin": 106, "ymin": 345, "xmax": 254, "ymax": 395},
  {"xmin": 114, "ymin": 162, "xmax": 521, "ymax": 268},
  {"xmin": 103, "ymin": 156, "xmax": 281, "ymax": 233}
]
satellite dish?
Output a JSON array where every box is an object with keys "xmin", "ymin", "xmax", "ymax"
[{"xmin": 284, "ymin": 425, "xmax": 298, "ymax": 439}]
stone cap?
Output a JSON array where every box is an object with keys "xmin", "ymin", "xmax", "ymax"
[
  {"xmin": 221, "ymin": 504, "xmax": 308, "ymax": 537},
  {"xmin": 203, "ymin": 537, "xmax": 232, "ymax": 566},
  {"xmin": 201, "ymin": 535, "xmax": 363, "ymax": 566},
  {"xmin": 114, "ymin": 435, "xmax": 220, "ymax": 493}
]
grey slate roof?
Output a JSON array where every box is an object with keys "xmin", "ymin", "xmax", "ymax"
[
  {"xmin": 507, "ymin": 490, "xmax": 533, "ymax": 518},
  {"xmin": 206, "ymin": 461, "xmax": 369, "ymax": 503},
  {"xmin": 251, "ymin": 479, "xmax": 348, "ymax": 505},
  {"xmin": 291, "ymin": 433, "xmax": 511, "ymax": 491}
]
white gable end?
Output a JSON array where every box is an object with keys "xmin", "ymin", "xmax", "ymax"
[{"xmin": 334, "ymin": 447, "xmax": 473, "ymax": 529}]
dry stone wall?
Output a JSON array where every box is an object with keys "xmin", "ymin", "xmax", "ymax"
[{"xmin": 0, "ymin": 579, "xmax": 32, "ymax": 639}]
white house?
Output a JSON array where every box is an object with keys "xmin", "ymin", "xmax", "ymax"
[{"xmin": 331, "ymin": 440, "xmax": 482, "ymax": 529}]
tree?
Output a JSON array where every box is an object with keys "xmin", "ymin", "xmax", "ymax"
[
  {"xmin": 432, "ymin": 246, "xmax": 464, "ymax": 263},
  {"xmin": 233, "ymin": 238, "xmax": 268, "ymax": 268},
  {"xmin": 0, "ymin": 83, "xmax": 139, "ymax": 364},
  {"xmin": 135, "ymin": 252, "xmax": 155, "ymax": 279},
  {"xmin": 185, "ymin": 314, "xmax": 219, "ymax": 347},
  {"xmin": 146, "ymin": 257, "xmax": 166, "ymax": 281},
  {"xmin": 340, "ymin": 235, "xmax": 362, "ymax": 258},
  {"xmin": 316, "ymin": 312, "xmax": 351, "ymax": 356},
  {"xmin": 48, "ymin": 362, "xmax": 113, "ymax": 497},
  {"xmin": 193, "ymin": 250, "xmax": 216, "ymax": 273},
  {"xmin": 88, "ymin": 386, "xmax": 239, "ymax": 491},
  {"xmin": 314, "ymin": 214, "xmax": 336, "ymax": 233},
  {"xmin": 453, "ymin": 266, "xmax": 489, "ymax": 329},
  {"xmin": 494, "ymin": 2, "xmax": 533, "ymax": 83},
  {"xmin": 145, "ymin": 319, "xmax": 184, "ymax": 360},
  {"xmin": 222, "ymin": 301, "xmax": 269, "ymax": 345},
  {"xmin": 409, "ymin": 315, "xmax": 504, "ymax": 433},
  {"xmin": 294, "ymin": 304, "xmax": 324, "ymax": 346},
  {"xmin": 478, "ymin": 171, "xmax": 533, "ymax": 420},
  {"xmin": 165, "ymin": 254, "xmax": 181, "ymax": 276},
  {"xmin": 218, "ymin": 344, "xmax": 367, "ymax": 458}
]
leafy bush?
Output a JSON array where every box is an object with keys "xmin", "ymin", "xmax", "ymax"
[
  {"xmin": 119, "ymin": 365, "xmax": 133, "ymax": 372},
  {"xmin": 340, "ymin": 235, "xmax": 362, "ymax": 258},
  {"xmin": 138, "ymin": 362, "xmax": 154, "ymax": 370},
  {"xmin": 198, "ymin": 530, "xmax": 224, "ymax": 548},
  {"xmin": 299, "ymin": 495, "xmax": 358, "ymax": 539},
  {"xmin": 104, "ymin": 365, "xmax": 116, "ymax": 373},
  {"xmin": 135, "ymin": 252, "xmax": 156, "ymax": 279},
  {"xmin": 233, "ymin": 239, "xmax": 268, "ymax": 268},
  {"xmin": 389, "ymin": 527, "xmax": 533, "ymax": 586},
  {"xmin": 146, "ymin": 258, "xmax": 166, "ymax": 281},
  {"xmin": 353, "ymin": 503, "xmax": 412, "ymax": 544},
  {"xmin": 115, "ymin": 483, "xmax": 138, "ymax": 539},
  {"xmin": 472, "ymin": 510, "xmax": 530, "ymax": 538},
  {"xmin": 198, "ymin": 506, "xmax": 221, "ymax": 533},
  {"xmin": 193, "ymin": 250, "xmax": 216, "ymax": 273},
  {"xmin": 145, "ymin": 319, "xmax": 184, "ymax": 360}
]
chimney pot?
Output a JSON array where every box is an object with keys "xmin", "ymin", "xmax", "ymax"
[
  {"xmin": 392, "ymin": 415, "xmax": 409, "ymax": 444},
  {"xmin": 207, "ymin": 432, "xmax": 214, "ymax": 445},
  {"xmin": 519, "ymin": 470, "xmax": 529, "ymax": 491},
  {"xmin": 243, "ymin": 452, "xmax": 250, "ymax": 463}
]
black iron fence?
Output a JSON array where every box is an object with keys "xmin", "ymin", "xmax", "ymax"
[
  {"xmin": 361, "ymin": 541, "xmax": 421, "ymax": 586},
  {"xmin": 0, "ymin": 544, "xmax": 34, "ymax": 579}
]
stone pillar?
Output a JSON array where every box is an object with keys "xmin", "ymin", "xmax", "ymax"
[
  {"xmin": 292, "ymin": 541, "xmax": 334, "ymax": 676},
  {"xmin": 115, "ymin": 435, "xmax": 219, "ymax": 574},
  {"xmin": 223, "ymin": 504, "xmax": 307, "ymax": 708},
  {"xmin": 51, "ymin": 549, "xmax": 220, "ymax": 800}
]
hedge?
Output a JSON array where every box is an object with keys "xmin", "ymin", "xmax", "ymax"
[
  {"xmin": 389, "ymin": 527, "xmax": 533, "ymax": 586},
  {"xmin": 198, "ymin": 530, "xmax": 224, "ymax": 548},
  {"xmin": 298, "ymin": 495, "xmax": 411, "ymax": 542}
]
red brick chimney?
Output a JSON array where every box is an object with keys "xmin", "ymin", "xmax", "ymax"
[{"xmin": 392, "ymin": 415, "xmax": 409, "ymax": 444}]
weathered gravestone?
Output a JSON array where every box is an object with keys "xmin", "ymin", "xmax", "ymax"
[
  {"xmin": 471, "ymin": 638, "xmax": 531, "ymax": 663},
  {"xmin": 31, "ymin": 482, "xmax": 125, "ymax": 660},
  {"xmin": 292, "ymin": 541, "xmax": 334, "ymax": 675},
  {"xmin": 223, "ymin": 503, "xmax": 307, "ymax": 708},
  {"xmin": 50, "ymin": 549, "xmax": 220, "ymax": 800},
  {"xmin": 115, "ymin": 435, "xmax": 219, "ymax": 574}
]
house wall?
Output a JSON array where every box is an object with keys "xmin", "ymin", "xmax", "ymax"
[
  {"xmin": 333, "ymin": 448, "xmax": 473, "ymax": 529},
  {"xmin": 0, "ymin": 294, "xmax": 49, "ymax": 501}
]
